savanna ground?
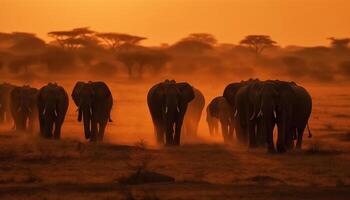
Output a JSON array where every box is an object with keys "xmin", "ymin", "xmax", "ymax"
[{"xmin": 0, "ymin": 75, "xmax": 350, "ymax": 200}]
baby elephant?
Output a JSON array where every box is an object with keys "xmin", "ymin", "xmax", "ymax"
[
  {"xmin": 37, "ymin": 83, "xmax": 69, "ymax": 139},
  {"xmin": 206, "ymin": 96, "xmax": 233, "ymax": 142}
]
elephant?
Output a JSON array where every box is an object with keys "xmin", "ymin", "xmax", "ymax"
[
  {"xmin": 72, "ymin": 81, "xmax": 113, "ymax": 142},
  {"xmin": 0, "ymin": 83, "xmax": 16, "ymax": 123},
  {"xmin": 182, "ymin": 87, "xmax": 205, "ymax": 136},
  {"xmin": 223, "ymin": 79, "xmax": 262, "ymax": 145},
  {"xmin": 37, "ymin": 83, "xmax": 69, "ymax": 139},
  {"xmin": 147, "ymin": 80, "xmax": 195, "ymax": 146},
  {"xmin": 10, "ymin": 85, "xmax": 38, "ymax": 132},
  {"xmin": 206, "ymin": 96, "xmax": 233, "ymax": 142},
  {"xmin": 234, "ymin": 79, "xmax": 265, "ymax": 148},
  {"xmin": 253, "ymin": 80, "xmax": 312, "ymax": 153}
]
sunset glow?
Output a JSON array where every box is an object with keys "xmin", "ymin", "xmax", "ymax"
[{"xmin": 1, "ymin": 0, "xmax": 349, "ymax": 46}]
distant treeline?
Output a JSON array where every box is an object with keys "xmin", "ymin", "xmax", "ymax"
[{"xmin": 0, "ymin": 27, "xmax": 349, "ymax": 82}]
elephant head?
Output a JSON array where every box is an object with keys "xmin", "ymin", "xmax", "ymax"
[
  {"xmin": 256, "ymin": 80, "xmax": 296, "ymax": 152},
  {"xmin": 10, "ymin": 85, "xmax": 38, "ymax": 131},
  {"xmin": 11, "ymin": 86, "xmax": 38, "ymax": 115},
  {"xmin": 72, "ymin": 81, "xmax": 112, "ymax": 139},
  {"xmin": 38, "ymin": 83, "xmax": 61, "ymax": 119},
  {"xmin": 155, "ymin": 80, "xmax": 194, "ymax": 145}
]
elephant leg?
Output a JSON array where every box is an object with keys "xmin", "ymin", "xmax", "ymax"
[
  {"xmin": 248, "ymin": 122, "xmax": 257, "ymax": 148},
  {"xmin": 221, "ymin": 122, "xmax": 229, "ymax": 143},
  {"xmin": 285, "ymin": 128, "xmax": 295, "ymax": 151},
  {"xmin": 53, "ymin": 121, "xmax": 62, "ymax": 139},
  {"xmin": 90, "ymin": 121, "xmax": 98, "ymax": 142},
  {"xmin": 267, "ymin": 132, "xmax": 275, "ymax": 153},
  {"xmin": 97, "ymin": 120, "xmax": 108, "ymax": 141},
  {"xmin": 54, "ymin": 113, "xmax": 66, "ymax": 139},
  {"xmin": 27, "ymin": 116, "xmax": 35, "ymax": 133},
  {"xmin": 174, "ymin": 120, "xmax": 184, "ymax": 146},
  {"xmin": 39, "ymin": 115, "xmax": 45, "ymax": 137},
  {"xmin": 154, "ymin": 121, "xmax": 165, "ymax": 144},
  {"xmin": 234, "ymin": 120, "xmax": 243, "ymax": 143},
  {"xmin": 193, "ymin": 118, "xmax": 200, "ymax": 136},
  {"xmin": 5, "ymin": 111, "xmax": 12, "ymax": 123},
  {"xmin": 165, "ymin": 125, "xmax": 174, "ymax": 146},
  {"xmin": 228, "ymin": 121, "xmax": 235, "ymax": 142},
  {"xmin": 208, "ymin": 121, "xmax": 214, "ymax": 136},
  {"xmin": 214, "ymin": 120, "xmax": 219, "ymax": 136},
  {"xmin": 296, "ymin": 127, "xmax": 305, "ymax": 150},
  {"xmin": 20, "ymin": 115, "xmax": 27, "ymax": 131},
  {"xmin": 45, "ymin": 119, "xmax": 54, "ymax": 138},
  {"xmin": 0, "ymin": 110, "xmax": 4, "ymax": 123}
]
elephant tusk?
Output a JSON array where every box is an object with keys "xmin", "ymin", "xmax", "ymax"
[
  {"xmin": 249, "ymin": 112, "xmax": 256, "ymax": 120},
  {"xmin": 54, "ymin": 110, "xmax": 58, "ymax": 117},
  {"xmin": 234, "ymin": 109, "xmax": 238, "ymax": 117},
  {"xmin": 90, "ymin": 108, "xmax": 93, "ymax": 116},
  {"xmin": 165, "ymin": 106, "xmax": 168, "ymax": 114},
  {"xmin": 177, "ymin": 106, "xmax": 180, "ymax": 113},
  {"xmin": 42, "ymin": 108, "xmax": 46, "ymax": 115},
  {"xmin": 273, "ymin": 110, "xmax": 277, "ymax": 119},
  {"xmin": 257, "ymin": 109, "xmax": 263, "ymax": 118}
]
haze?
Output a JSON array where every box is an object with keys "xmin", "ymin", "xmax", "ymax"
[{"xmin": 1, "ymin": 0, "xmax": 349, "ymax": 46}]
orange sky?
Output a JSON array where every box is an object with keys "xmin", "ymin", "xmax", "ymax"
[{"xmin": 0, "ymin": 0, "xmax": 349, "ymax": 47}]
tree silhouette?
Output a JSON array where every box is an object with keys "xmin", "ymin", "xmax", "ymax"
[
  {"xmin": 48, "ymin": 27, "xmax": 98, "ymax": 49},
  {"xmin": 182, "ymin": 33, "xmax": 217, "ymax": 45},
  {"xmin": 170, "ymin": 33, "xmax": 217, "ymax": 53},
  {"xmin": 240, "ymin": 35, "xmax": 276, "ymax": 55},
  {"xmin": 328, "ymin": 37, "xmax": 350, "ymax": 49},
  {"xmin": 117, "ymin": 47, "xmax": 169, "ymax": 78},
  {"xmin": 96, "ymin": 33, "xmax": 146, "ymax": 49}
]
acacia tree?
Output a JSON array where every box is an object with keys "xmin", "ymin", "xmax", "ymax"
[
  {"xmin": 48, "ymin": 27, "xmax": 98, "ymax": 49},
  {"xmin": 328, "ymin": 37, "xmax": 350, "ymax": 49},
  {"xmin": 240, "ymin": 35, "xmax": 276, "ymax": 55},
  {"xmin": 96, "ymin": 33, "xmax": 146, "ymax": 49}
]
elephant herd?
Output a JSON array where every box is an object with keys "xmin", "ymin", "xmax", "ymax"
[
  {"xmin": 148, "ymin": 79, "xmax": 312, "ymax": 153},
  {"xmin": 0, "ymin": 81, "xmax": 113, "ymax": 142},
  {"xmin": 0, "ymin": 78, "xmax": 312, "ymax": 153}
]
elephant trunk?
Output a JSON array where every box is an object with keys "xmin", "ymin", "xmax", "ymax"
[{"xmin": 82, "ymin": 107, "xmax": 91, "ymax": 139}]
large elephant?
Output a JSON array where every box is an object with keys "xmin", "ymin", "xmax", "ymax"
[
  {"xmin": 37, "ymin": 83, "xmax": 69, "ymax": 139},
  {"xmin": 182, "ymin": 87, "xmax": 205, "ymax": 136},
  {"xmin": 10, "ymin": 85, "xmax": 38, "ymax": 132},
  {"xmin": 254, "ymin": 80, "xmax": 312, "ymax": 153},
  {"xmin": 147, "ymin": 80, "xmax": 195, "ymax": 146},
  {"xmin": 234, "ymin": 79, "xmax": 264, "ymax": 148},
  {"xmin": 0, "ymin": 83, "xmax": 16, "ymax": 123},
  {"xmin": 206, "ymin": 96, "xmax": 233, "ymax": 142},
  {"xmin": 72, "ymin": 81, "xmax": 113, "ymax": 142}
]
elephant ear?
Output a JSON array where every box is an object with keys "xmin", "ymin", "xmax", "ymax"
[
  {"xmin": 176, "ymin": 82, "xmax": 194, "ymax": 104},
  {"xmin": 72, "ymin": 82, "xmax": 85, "ymax": 106},
  {"xmin": 223, "ymin": 83, "xmax": 241, "ymax": 106},
  {"xmin": 91, "ymin": 82, "xmax": 112, "ymax": 100}
]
